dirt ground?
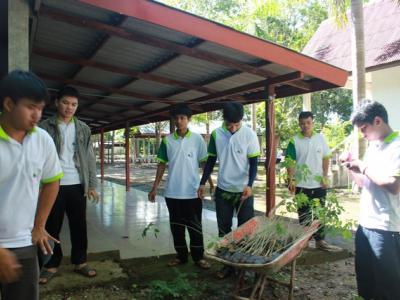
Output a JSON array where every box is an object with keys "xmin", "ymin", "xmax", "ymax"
[{"xmin": 41, "ymin": 254, "xmax": 357, "ymax": 300}]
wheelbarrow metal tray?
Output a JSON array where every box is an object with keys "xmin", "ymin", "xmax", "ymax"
[{"xmin": 205, "ymin": 216, "xmax": 319, "ymax": 274}]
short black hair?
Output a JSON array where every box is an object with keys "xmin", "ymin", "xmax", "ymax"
[
  {"xmin": 351, "ymin": 99, "xmax": 388, "ymax": 125},
  {"xmin": 298, "ymin": 111, "xmax": 314, "ymax": 120},
  {"xmin": 170, "ymin": 104, "xmax": 192, "ymax": 118},
  {"xmin": 223, "ymin": 102, "xmax": 243, "ymax": 123},
  {"xmin": 0, "ymin": 69, "xmax": 49, "ymax": 109},
  {"xmin": 56, "ymin": 86, "xmax": 79, "ymax": 100}
]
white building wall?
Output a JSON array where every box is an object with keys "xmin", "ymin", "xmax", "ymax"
[{"xmin": 371, "ymin": 66, "xmax": 400, "ymax": 130}]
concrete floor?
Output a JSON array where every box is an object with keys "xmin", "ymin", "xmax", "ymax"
[
  {"xmin": 59, "ymin": 180, "xmax": 230, "ymax": 260},
  {"xmin": 58, "ymin": 178, "xmax": 353, "ymax": 263}
]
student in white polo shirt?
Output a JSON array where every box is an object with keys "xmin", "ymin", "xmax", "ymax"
[
  {"xmin": 341, "ymin": 100, "xmax": 400, "ymax": 299},
  {"xmin": 286, "ymin": 111, "xmax": 341, "ymax": 252},
  {"xmin": 198, "ymin": 102, "xmax": 260, "ymax": 278},
  {"xmin": 148, "ymin": 104, "xmax": 210, "ymax": 269},
  {"xmin": 0, "ymin": 70, "xmax": 63, "ymax": 300}
]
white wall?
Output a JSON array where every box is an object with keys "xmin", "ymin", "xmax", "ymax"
[{"xmin": 371, "ymin": 66, "xmax": 400, "ymax": 130}]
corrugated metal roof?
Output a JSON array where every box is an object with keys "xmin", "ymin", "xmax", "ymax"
[
  {"xmin": 30, "ymin": 0, "xmax": 347, "ymax": 132},
  {"xmin": 196, "ymin": 42, "xmax": 262, "ymax": 65},
  {"xmin": 74, "ymin": 67, "xmax": 131, "ymax": 88},
  {"xmin": 303, "ymin": 0, "xmax": 400, "ymax": 71},
  {"xmin": 152, "ymin": 55, "xmax": 233, "ymax": 84},
  {"xmin": 87, "ymin": 103, "xmax": 122, "ymax": 113},
  {"xmin": 123, "ymin": 79, "xmax": 177, "ymax": 97},
  {"xmin": 261, "ymin": 64, "xmax": 296, "ymax": 76},
  {"xmin": 140, "ymin": 103, "xmax": 170, "ymax": 111},
  {"xmin": 35, "ymin": 17, "xmax": 103, "ymax": 58},
  {"xmin": 71, "ymin": 86, "xmax": 105, "ymax": 98},
  {"xmin": 169, "ymin": 90, "xmax": 208, "ymax": 101},
  {"xmin": 91, "ymin": 36, "xmax": 174, "ymax": 71},
  {"xmin": 121, "ymin": 17, "xmax": 194, "ymax": 45},
  {"xmin": 204, "ymin": 73, "xmax": 265, "ymax": 91},
  {"xmin": 42, "ymin": 0, "xmax": 114, "ymax": 23},
  {"xmin": 31, "ymin": 55, "xmax": 76, "ymax": 78}
]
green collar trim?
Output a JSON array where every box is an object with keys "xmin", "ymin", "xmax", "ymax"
[
  {"xmin": 384, "ymin": 131, "xmax": 398, "ymax": 144},
  {"xmin": 298, "ymin": 131, "xmax": 315, "ymax": 139},
  {"xmin": 57, "ymin": 116, "xmax": 75, "ymax": 124},
  {"xmin": 173, "ymin": 129, "xmax": 191, "ymax": 140},
  {"xmin": 29, "ymin": 126, "xmax": 38, "ymax": 134},
  {"xmin": 0, "ymin": 126, "xmax": 10, "ymax": 141},
  {"xmin": 222, "ymin": 121, "xmax": 242, "ymax": 133},
  {"xmin": 0, "ymin": 125, "xmax": 37, "ymax": 141}
]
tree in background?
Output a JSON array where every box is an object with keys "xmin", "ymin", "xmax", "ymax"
[{"xmin": 161, "ymin": 0, "xmax": 354, "ymax": 151}]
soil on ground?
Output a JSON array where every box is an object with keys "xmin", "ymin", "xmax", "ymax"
[{"xmin": 41, "ymin": 253, "xmax": 357, "ymax": 300}]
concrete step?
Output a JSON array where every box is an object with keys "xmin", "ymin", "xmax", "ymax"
[{"xmin": 40, "ymin": 252, "xmax": 127, "ymax": 296}]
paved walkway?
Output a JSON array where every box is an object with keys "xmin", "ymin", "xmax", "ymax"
[
  {"xmin": 59, "ymin": 180, "xmax": 225, "ymax": 260},
  {"xmin": 58, "ymin": 179, "xmax": 353, "ymax": 262}
]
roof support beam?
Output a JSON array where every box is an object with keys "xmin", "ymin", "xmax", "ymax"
[
  {"xmin": 39, "ymin": 6, "xmax": 310, "ymax": 91},
  {"xmin": 80, "ymin": 0, "xmax": 347, "ymax": 87},
  {"xmin": 96, "ymin": 70, "xmax": 301, "ymax": 123},
  {"xmin": 96, "ymin": 71, "xmax": 305, "ymax": 129},
  {"xmin": 190, "ymin": 71, "xmax": 305, "ymax": 106},
  {"xmin": 48, "ymin": 90, "xmax": 139, "ymax": 110},
  {"xmin": 38, "ymin": 72, "xmax": 176, "ymax": 105},
  {"xmin": 69, "ymin": 14, "xmax": 127, "ymax": 80},
  {"xmin": 34, "ymin": 47, "xmax": 231, "ymax": 96}
]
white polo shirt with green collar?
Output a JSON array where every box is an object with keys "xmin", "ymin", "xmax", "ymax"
[
  {"xmin": 0, "ymin": 126, "xmax": 63, "ymax": 248},
  {"xmin": 360, "ymin": 131, "xmax": 400, "ymax": 232},
  {"xmin": 157, "ymin": 129, "xmax": 207, "ymax": 199},
  {"xmin": 286, "ymin": 132, "xmax": 331, "ymax": 189},
  {"xmin": 208, "ymin": 124, "xmax": 260, "ymax": 193}
]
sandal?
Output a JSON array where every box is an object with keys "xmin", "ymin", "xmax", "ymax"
[
  {"xmin": 216, "ymin": 266, "xmax": 234, "ymax": 279},
  {"xmin": 194, "ymin": 259, "xmax": 211, "ymax": 270},
  {"xmin": 167, "ymin": 258, "xmax": 187, "ymax": 267},
  {"xmin": 39, "ymin": 269, "xmax": 57, "ymax": 285},
  {"xmin": 74, "ymin": 265, "xmax": 97, "ymax": 278}
]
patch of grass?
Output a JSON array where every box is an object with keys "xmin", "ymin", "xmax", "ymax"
[{"xmin": 147, "ymin": 269, "xmax": 198, "ymax": 300}]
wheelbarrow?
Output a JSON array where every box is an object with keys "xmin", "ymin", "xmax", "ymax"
[{"xmin": 205, "ymin": 216, "xmax": 319, "ymax": 300}]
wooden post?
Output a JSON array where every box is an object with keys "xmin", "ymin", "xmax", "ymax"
[
  {"xmin": 125, "ymin": 123, "xmax": 130, "ymax": 191},
  {"xmin": 100, "ymin": 128, "xmax": 105, "ymax": 182},
  {"xmin": 170, "ymin": 117, "xmax": 175, "ymax": 134},
  {"xmin": 265, "ymin": 85, "xmax": 276, "ymax": 216}
]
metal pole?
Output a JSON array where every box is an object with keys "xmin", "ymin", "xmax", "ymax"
[
  {"xmin": 100, "ymin": 128, "xmax": 105, "ymax": 182},
  {"xmin": 265, "ymin": 85, "xmax": 276, "ymax": 216},
  {"xmin": 289, "ymin": 260, "xmax": 296, "ymax": 300},
  {"xmin": 125, "ymin": 123, "xmax": 130, "ymax": 191}
]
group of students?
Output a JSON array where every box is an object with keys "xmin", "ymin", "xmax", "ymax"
[
  {"xmin": 147, "ymin": 99, "xmax": 400, "ymax": 299},
  {"xmin": 0, "ymin": 69, "xmax": 399, "ymax": 300},
  {"xmin": 0, "ymin": 70, "xmax": 98, "ymax": 300},
  {"xmin": 148, "ymin": 102, "xmax": 260, "ymax": 276}
]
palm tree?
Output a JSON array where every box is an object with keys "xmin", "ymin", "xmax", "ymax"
[
  {"xmin": 329, "ymin": 0, "xmax": 400, "ymax": 158},
  {"xmin": 328, "ymin": 0, "xmax": 365, "ymax": 158}
]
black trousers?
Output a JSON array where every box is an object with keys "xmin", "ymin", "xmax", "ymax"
[
  {"xmin": 355, "ymin": 226, "xmax": 400, "ymax": 300},
  {"xmin": 44, "ymin": 184, "xmax": 88, "ymax": 268},
  {"xmin": 165, "ymin": 197, "xmax": 204, "ymax": 262},
  {"xmin": 0, "ymin": 246, "xmax": 39, "ymax": 300},
  {"xmin": 295, "ymin": 187, "xmax": 326, "ymax": 241},
  {"xmin": 214, "ymin": 187, "xmax": 254, "ymax": 237}
]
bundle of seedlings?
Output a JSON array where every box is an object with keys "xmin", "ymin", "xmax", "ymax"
[{"xmin": 215, "ymin": 217, "xmax": 311, "ymax": 265}]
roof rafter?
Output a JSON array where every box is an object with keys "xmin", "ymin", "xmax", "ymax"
[
  {"xmin": 39, "ymin": 6, "xmax": 311, "ymax": 92},
  {"xmin": 38, "ymin": 72, "xmax": 176, "ymax": 106},
  {"xmin": 93, "ymin": 71, "xmax": 305, "ymax": 132},
  {"xmin": 34, "ymin": 47, "xmax": 237, "ymax": 96}
]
